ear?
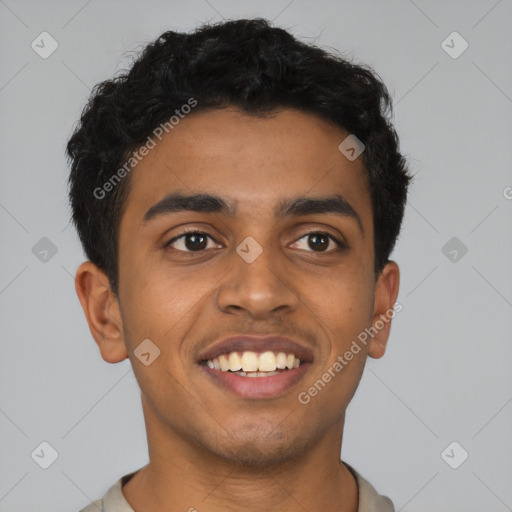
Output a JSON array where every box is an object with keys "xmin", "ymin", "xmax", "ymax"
[
  {"xmin": 368, "ymin": 260, "xmax": 400, "ymax": 359},
  {"xmin": 74, "ymin": 261, "xmax": 128, "ymax": 364}
]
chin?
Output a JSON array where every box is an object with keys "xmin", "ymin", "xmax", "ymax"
[
  {"xmin": 221, "ymin": 445, "xmax": 300, "ymax": 469},
  {"xmin": 212, "ymin": 428, "xmax": 310, "ymax": 469}
]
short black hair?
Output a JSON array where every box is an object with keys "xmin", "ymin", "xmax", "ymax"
[{"xmin": 66, "ymin": 17, "xmax": 412, "ymax": 296}]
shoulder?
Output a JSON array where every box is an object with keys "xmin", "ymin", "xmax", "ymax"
[
  {"xmin": 78, "ymin": 469, "xmax": 140, "ymax": 512},
  {"xmin": 344, "ymin": 462, "xmax": 395, "ymax": 512},
  {"xmin": 79, "ymin": 498, "xmax": 103, "ymax": 512}
]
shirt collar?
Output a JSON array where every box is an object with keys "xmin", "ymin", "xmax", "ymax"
[{"xmin": 90, "ymin": 463, "xmax": 394, "ymax": 512}]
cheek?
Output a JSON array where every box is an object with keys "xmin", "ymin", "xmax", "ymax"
[
  {"xmin": 120, "ymin": 274, "xmax": 201, "ymax": 403},
  {"xmin": 311, "ymin": 265, "xmax": 375, "ymax": 340},
  {"xmin": 302, "ymin": 275, "xmax": 372, "ymax": 410},
  {"xmin": 120, "ymin": 265, "xmax": 222, "ymax": 369}
]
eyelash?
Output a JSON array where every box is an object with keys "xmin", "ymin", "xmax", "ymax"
[{"xmin": 164, "ymin": 230, "xmax": 345, "ymax": 254}]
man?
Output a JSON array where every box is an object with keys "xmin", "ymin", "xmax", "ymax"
[{"xmin": 67, "ymin": 17, "xmax": 411, "ymax": 512}]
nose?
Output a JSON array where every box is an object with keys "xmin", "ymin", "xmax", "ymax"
[{"xmin": 215, "ymin": 239, "xmax": 300, "ymax": 319}]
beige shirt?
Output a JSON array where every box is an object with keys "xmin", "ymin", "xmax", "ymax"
[{"xmin": 79, "ymin": 463, "xmax": 394, "ymax": 512}]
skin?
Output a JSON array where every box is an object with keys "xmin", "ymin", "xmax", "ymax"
[{"xmin": 75, "ymin": 107, "xmax": 399, "ymax": 512}]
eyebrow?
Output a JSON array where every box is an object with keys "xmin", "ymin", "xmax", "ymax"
[{"xmin": 142, "ymin": 192, "xmax": 364, "ymax": 235}]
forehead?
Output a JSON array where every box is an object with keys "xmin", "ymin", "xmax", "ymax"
[{"xmin": 121, "ymin": 107, "xmax": 372, "ymax": 229}]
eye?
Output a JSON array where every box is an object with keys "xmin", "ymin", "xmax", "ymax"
[
  {"xmin": 164, "ymin": 230, "xmax": 345, "ymax": 254},
  {"xmin": 291, "ymin": 231, "xmax": 344, "ymax": 253},
  {"xmin": 164, "ymin": 231, "xmax": 220, "ymax": 252}
]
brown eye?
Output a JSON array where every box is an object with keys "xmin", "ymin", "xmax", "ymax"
[
  {"xmin": 292, "ymin": 232, "xmax": 344, "ymax": 253},
  {"xmin": 165, "ymin": 232, "xmax": 218, "ymax": 252}
]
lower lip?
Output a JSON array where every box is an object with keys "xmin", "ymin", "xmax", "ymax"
[{"xmin": 200, "ymin": 363, "xmax": 311, "ymax": 399}]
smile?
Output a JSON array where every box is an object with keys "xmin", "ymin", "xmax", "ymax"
[{"xmin": 200, "ymin": 350, "xmax": 311, "ymax": 398}]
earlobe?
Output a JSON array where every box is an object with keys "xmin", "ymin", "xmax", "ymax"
[
  {"xmin": 368, "ymin": 261, "xmax": 400, "ymax": 359},
  {"xmin": 74, "ymin": 261, "xmax": 128, "ymax": 363}
]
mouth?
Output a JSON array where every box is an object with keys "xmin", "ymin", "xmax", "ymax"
[{"xmin": 199, "ymin": 350, "xmax": 312, "ymax": 398}]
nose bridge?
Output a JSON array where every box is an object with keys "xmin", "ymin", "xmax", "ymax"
[{"xmin": 216, "ymin": 231, "xmax": 298, "ymax": 317}]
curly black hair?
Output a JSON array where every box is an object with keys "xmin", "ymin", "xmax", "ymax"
[{"xmin": 66, "ymin": 17, "xmax": 412, "ymax": 296}]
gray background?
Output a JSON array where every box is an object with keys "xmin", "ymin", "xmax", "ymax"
[{"xmin": 1, "ymin": 0, "xmax": 511, "ymax": 511}]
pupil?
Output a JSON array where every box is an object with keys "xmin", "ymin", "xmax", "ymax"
[
  {"xmin": 186, "ymin": 234, "xmax": 207, "ymax": 251},
  {"xmin": 309, "ymin": 233, "xmax": 328, "ymax": 251},
  {"xmin": 183, "ymin": 233, "xmax": 329, "ymax": 252}
]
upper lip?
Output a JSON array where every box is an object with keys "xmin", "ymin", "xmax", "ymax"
[{"xmin": 198, "ymin": 335, "xmax": 314, "ymax": 364}]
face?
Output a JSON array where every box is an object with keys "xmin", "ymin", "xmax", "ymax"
[{"xmin": 76, "ymin": 107, "xmax": 399, "ymax": 467}]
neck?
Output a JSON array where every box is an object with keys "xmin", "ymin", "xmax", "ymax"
[{"xmin": 122, "ymin": 397, "xmax": 358, "ymax": 512}]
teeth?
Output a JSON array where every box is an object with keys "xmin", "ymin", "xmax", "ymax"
[
  {"xmin": 241, "ymin": 351, "xmax": 259, "ymax": 372},
  {"xmin": 205, "ymin": 351, "xmax": 302, "ymax": 373},
  {"xmin": 258, "ymin": 351, "xmax": 277, "ymax": 371},
  {"xmin": 219, "ymin": 354, "xmax": 230, "ymax": 372},
  {"xmin": 245, "ymin": 371, "xmax": 281, "ymax": 377},
  {"xmin": 276, "ymin": 352, "xmax": 287, "ymax": 369},
  {"xmin": 228, "ymin": 352, "xmax": 242, "ymax": 371}
]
